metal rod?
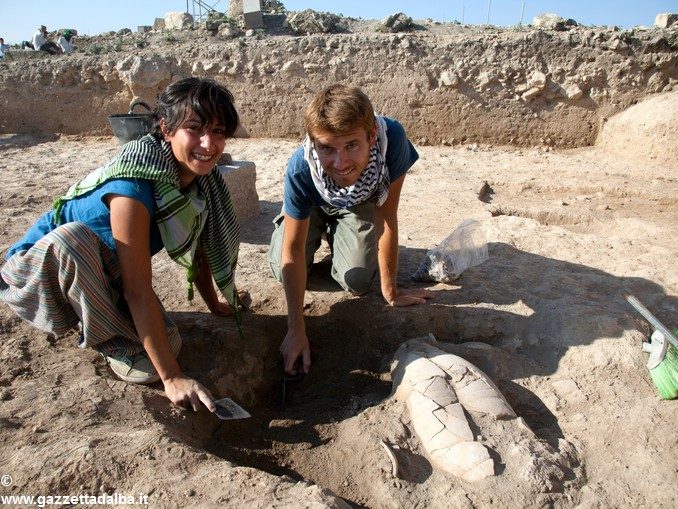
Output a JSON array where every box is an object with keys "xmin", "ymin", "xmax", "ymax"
[
  {"xmin": 624, "ymin": 292, "xmax": 678, "ymax": 348},
  {"xmin": 487, "ymin": 0, "xmax": 492, "ymax": 24},
  {"xmin": 520, "ymin": 1, "xmax": 525, "ymax": 25}
]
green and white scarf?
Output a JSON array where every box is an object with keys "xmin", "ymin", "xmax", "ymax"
[
  {"xmin": 53, "ymin": 134, "xmax": 241, "ymax": 312},
  {"xmin": 306, "ymin": 114, "xmax": 389, "ymax": 208}
]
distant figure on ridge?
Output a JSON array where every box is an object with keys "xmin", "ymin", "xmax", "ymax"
[
  {"xmin": 57, "ymin": 29, "xmax": 76, "ymax": 54},
  {"xmin": 268, "ymin": 84, "xmax": 435, "ymax": 375},
  {"xmin": 0, "ymin": 38, "xmax": 10, "ymax": 59},
  {"xmin": 31, "ymin": 25, "xmax": 61, "ymax": 54}
]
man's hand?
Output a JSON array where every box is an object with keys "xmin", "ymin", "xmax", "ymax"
[
  {"xmin": 163, "ymin": 374, "xmax": 217, "ymax": 412},
  {"xmin": 280, "ymin": 330, "xmax": 311, "ymax": 375},
  {"xmin": 385, "ymin": 287, "xmax": 435, "ymax": 307}
]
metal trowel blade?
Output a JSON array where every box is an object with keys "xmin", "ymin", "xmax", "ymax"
[{"xmin": 213, "ymin": 398, "xmax": 251, "ymax": 420}]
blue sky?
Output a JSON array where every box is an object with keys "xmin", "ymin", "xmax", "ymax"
[{"xmin": 1, "ymin": 1, "xmax": 675, "ymax": 44}]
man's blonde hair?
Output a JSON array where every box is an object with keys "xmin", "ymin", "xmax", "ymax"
[{"xmin": 304, "ymin": 84, "xmax": 375, "ymax": 139}]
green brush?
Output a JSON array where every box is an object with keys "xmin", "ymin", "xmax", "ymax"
[{"xmin": 624, "ymin": 292, "xmax": 678, "ymax": 400}]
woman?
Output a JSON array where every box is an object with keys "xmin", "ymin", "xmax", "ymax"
[{"xmin": 0, "ymin": 77, "xmax": 243, "ymax": 413}]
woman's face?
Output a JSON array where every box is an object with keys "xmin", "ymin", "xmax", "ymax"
[{"xmin": 161, "ymin": 112, "xmax": 227, "ymax": 187}]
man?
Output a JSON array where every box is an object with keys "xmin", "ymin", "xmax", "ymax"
[
  {"xmin": 0, "ymin": 38, "xmax": 10, "ymax": 59},
  {"xmin": 268, "ymin": 84, "xmax": 434, "ymax": 375},
  {"xmin": 31, "ymin": 25, "xmax": 61, "ymax": 55}
]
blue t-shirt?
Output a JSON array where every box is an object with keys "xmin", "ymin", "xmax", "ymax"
[
  {"xmin": 6, "ymin": 178, "xmax": 163, "ymax": 259},
  {"xmin": 283, "ymin": 117, "xmax": 419, "ymax": 220}
]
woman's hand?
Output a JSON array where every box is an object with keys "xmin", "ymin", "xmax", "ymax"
[
  {"xmin": 163, "ymin": 374, "xmax": 216, "ymax": 412},
  {"xmin": 206, "ymin": 289, "xmax": 251, "ymax": 316},
  {"xmin": 207, "ymin": 301, "xmax": 233, "ymax": 316}
]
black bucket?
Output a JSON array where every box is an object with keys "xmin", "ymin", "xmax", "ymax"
[{"xmin": 107, "ymin": 101, "xmax": 154, "ymax": 145}]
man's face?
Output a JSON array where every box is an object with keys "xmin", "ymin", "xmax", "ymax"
[{"xmin": 313, "ymin": 127, "xmax": 376, "ymax": 188}]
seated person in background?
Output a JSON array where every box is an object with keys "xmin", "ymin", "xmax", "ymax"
[
  {"xmin": 0, "ymin": 38, "xmax": 10, "ymax": 58},
  {"xmin": 57, "ymin": 29, "xmax": 75, "ymax": 54},
  {"xmin": 268, "ymin": 84, "xmax": 434, "ymax": 375},
  {"xmin": 1, "ymin": 77, "xmax": 244, "ymax": 412},
  {"xmin": 31, "ymin": 25, "xmax": 61, "ymax": 55}
]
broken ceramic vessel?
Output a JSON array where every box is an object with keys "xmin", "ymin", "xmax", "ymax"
[{"xmin": 391, "ymin": 335, "xmax": 516, "ymax": 481}]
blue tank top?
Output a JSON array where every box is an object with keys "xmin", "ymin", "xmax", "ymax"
[{"xmin": 6, "ymin": 178, "xmax": 163, "ymax": 259}]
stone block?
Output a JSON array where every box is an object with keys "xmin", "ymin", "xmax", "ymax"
[
  {"xmin": 243, "ymin": 0, "xmax": 265, "ymax": 29},
  {"xmin": 228, "ymin": 0, "xmax": 244, "ymax": 18},
  {"xmin": 654, "ymin": 13, "xmax": 678, "ymax": 28},
  {"xmin": 218, "ymin": 160, "xmax": 261, "ymax": 222},
  {"xmin": 164, "ymin": 11, "xmax": 194, "ymax": 30},
  {"xmin": 205, "ymin": 20, "xmax": 224, "ymax": 31}
]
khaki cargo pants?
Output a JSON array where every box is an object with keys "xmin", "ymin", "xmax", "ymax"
[{"xmin": 268, "ymin": 199, "xmax": 378, "ymax": 295}]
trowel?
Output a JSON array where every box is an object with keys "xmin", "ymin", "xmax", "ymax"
[{"xmin": 213, "ymin": 397, "xmax": 251, "ymax": 420}]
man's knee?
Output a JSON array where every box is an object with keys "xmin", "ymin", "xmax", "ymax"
[
  {"xmin": 268, "ymin": 214, "xmax": 285, "ymax": 283},
  {"xmin": 338, "ymin": 266, "xmax": 375, "ymax": 295},
  {"xmin": 267, "ymin": 239, "xmax": 284, "ymax": 283},
  {"xmin": 268, "ymin": 258, "xmax": 283, "ymax": 283}
]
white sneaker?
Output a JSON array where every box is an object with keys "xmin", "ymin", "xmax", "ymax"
[{"xmin": 103, "ymin": 352, "xmax": 159, "ymax": 384}]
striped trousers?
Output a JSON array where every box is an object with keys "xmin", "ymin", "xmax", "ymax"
[{"xmin": 0, "ymin": 222, "xmax": 181, "ymax": 357}]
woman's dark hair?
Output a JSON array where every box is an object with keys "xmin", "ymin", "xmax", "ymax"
[{"xmin": 152, "ymin": 77, "xmax": 239, "ymax": 138}]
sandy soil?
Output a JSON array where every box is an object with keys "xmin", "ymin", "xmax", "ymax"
[{"xmin": 0, "ymin": 131, "xmax": 676, "ymax": 508}]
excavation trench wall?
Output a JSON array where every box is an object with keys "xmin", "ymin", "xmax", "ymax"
[{"xmin": 1, "ymin": 25, "xmax": 677, "ymax": 147}]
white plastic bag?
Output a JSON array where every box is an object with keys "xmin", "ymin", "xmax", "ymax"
[{"xmin": 411, "ymin": 219, "xmax": 489, "ymax": 283}]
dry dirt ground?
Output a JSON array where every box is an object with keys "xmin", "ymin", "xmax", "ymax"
[{"xmin": 0, "ymin": 115, "xmax": 676, "ymax": 507}]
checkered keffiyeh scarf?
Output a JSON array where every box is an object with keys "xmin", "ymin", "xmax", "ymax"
[
  {"xmin": 52, "ymin": 134, "xmax": 241, "ymax": 309},
  {"xmin": 306, "ymin": 115, "xmax": 389, "ymax": 208}
]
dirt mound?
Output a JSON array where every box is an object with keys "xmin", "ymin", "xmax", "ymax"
[{"xmin": 596, "ymin": 90, "xmax": 678, "ymax": 165}]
